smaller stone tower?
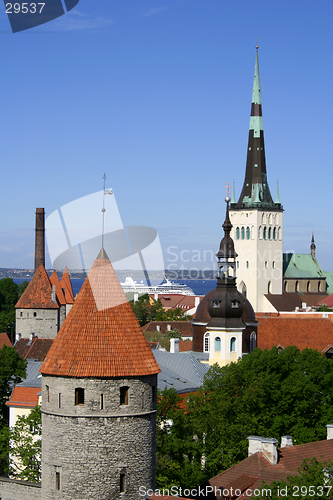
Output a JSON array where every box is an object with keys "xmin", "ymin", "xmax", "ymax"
[
  {"xmin": 40, "ymin": 248, "xmax": 160, "ymax": 500},
  {"xmin": 206, "ymin": 196, "xmax": 246, "ymax": 366},
  {"xmin": 35, "ymin": 208, "xmax": 45, "ymax": 272}
]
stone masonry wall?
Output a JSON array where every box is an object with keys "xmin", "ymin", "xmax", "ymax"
[
  {"xmin": 15, "ymin": 309, "xmax": 59, "ymax": 339},
  {"xmin": 0, "ymin": 477, "xmax": 41, "ymax": 500},
  {"xmin": 41, "ymin": 374, "xmax": 157, "ymax": 500}
]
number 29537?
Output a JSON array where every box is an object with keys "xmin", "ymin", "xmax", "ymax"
[{"xmin": 6, "ymin": 3, "xmax": 45, "ymax": 14}]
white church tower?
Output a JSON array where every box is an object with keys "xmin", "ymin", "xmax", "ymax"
[{"xmin": 229, "ymin": 46, "xmax": 283, "ymax": 312}]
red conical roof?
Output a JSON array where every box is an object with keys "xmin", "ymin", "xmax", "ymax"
[
  {"xmin": 15, "ymin": 264, "xmax": 58, "ymax": 309},
  {"xmin": 60, "ymin": 266, "xmax": 74, "ymax": 305},
  {"xmin": 50, "ymin": 270, "xmax": 66, "ymax": 306},
  {"xmin": 40, "ymin": 249, "xmax": 160, "ymax": 378}
]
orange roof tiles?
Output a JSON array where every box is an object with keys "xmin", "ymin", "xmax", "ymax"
[
  {"xmin": 15, "ymin": 264, "xmax": 58, "ymax": 309},
  {"xmin": 50, "ymin": 270, "xmax": 66, "ymax": 306},
  {"xmin": 60, "ymin": 266, "xmax": 74, "ymax": 304},
  {"xmin": 40, "ymin": 249, "xmax": 161, "ymax": 378},
  {"xmin": 257, "ymin": 316, "xmax": 333, "ymax": 352},
  {"xmin": 0, "ymin": 333, "xmax": 12, "ymax": 347},
  {"xmin": 6, "ymin": 386, "xmax": 40, "ymax": 407}
]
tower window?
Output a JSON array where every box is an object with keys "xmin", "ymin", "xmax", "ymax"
[
  {"xmin": 265, "ymin": 261, "xmax": 268, "ymax": 269},
  {"xmin": 263, "ymin": 227, "xmax": 267, "ymax": 240},
  {"xmin": 268, "ymin": 227, "xmax": 272, "ymax": 240},
  {"xmin": 242, "ymin": 283, "xmax": 247, "ymax": 298},
  {"xmin": 268, "ymin": 281, "xmax": 271, "ymax": 293},
  {"xmin": 20, "ymin": 311, "xmax": 22, "ymax": 317},
  {"xmin": 120, "ymin": 473, "xmax": 125, "ymax": 493},
  {"xmin": 204, "ymin": 332, "xmax": 210, "ymax": 353},
  {"xmin": 236, "ymin": 227, "xmax": 240, "ymax": 239},
  {"xmin": 120, "ymin": 386, "xmax": 129, "ymax": 406},
  {"xmin": 246, "ymin": 227, "xmax": 250, "ymax": 240},
  {"xmin": 273, "ymin": 227, "xmax": 277, "ymax": 240},
  {"xmin": 237, "ymin": 261, "xmax": 239, "ymax": 268},
  {"xmin": 100, "ymin": 394, "xmax": 104, "ymax": 410},
  {"xmin": 33, "ymin": 312, "xmax": 37, "ymax": 317},
  {"xmin": 75, "ymin": 388, "xmax": 84, "ymax": 406},
  {"xmin": 58, "ymin": 393, "xmax": 61, "ymax": 409},
  {"xmin": 272, "ymin": 261, "xmax": 276, "ymax": 269},
  {"xmin": 215, "ymin": 337, "xmax": 221, "ymax": 352},
  {"xmin": 246, "ymin": 261, "xmax": 249, "ymax": 268},
  {"xmin": 241, "ymin": 227, "xmax": 245, "ymax": 240},
  {"xmin": 56, "ymin": 472, "xmax": 60, "ymax": 491},
  {"xmin": 46, "ymin": 385, "xmax": 49, "ymax": 403},
  {"xmin": 230, "ymin": 337, "xmax": 236, "ymax": 352}
]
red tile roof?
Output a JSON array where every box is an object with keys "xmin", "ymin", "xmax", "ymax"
[
  {"xmin": 0, "ymin": 333, "xmax": 12, "ymax": 347},
  {"xmin": 15, "ymin": 337, "xmax": 54, "ymax": 361},
  {"xmin": 60, "ymin": 266, "xmax": 74, "ymax": 304},
  {"xmin": 209, "ymin": 440, "xmax": 333, "ymax": 497},
  {"xmin": 257, "ymin": 316, "xmax": 333, "ymax": 352},
  {"xmin": 50, "ymin": 270, "xmax": 66, "ymax": 306},
  {"xmin": 15, "ymin": 264, "xmax": 58, "ymax": 309},
  {"xmin": 6, "ymin": 386, "xmax": 40, "ymax": 407},
  {"xmin": 179, "ymin": 340, "xmax": 193, "ymax": 351},
  {"xmin": 149, "ymin": 294, "xmax": 199, "ymax": 310},
  {"xmin": 317, "ymin": 293, "xmax": 333, "ymax": 308},
  {"xmin": 40, "ymin": 249, "xmax": 161, "ymax": 378}
]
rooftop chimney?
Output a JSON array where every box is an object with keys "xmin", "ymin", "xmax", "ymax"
[
  {"xmin": 247, "ymin": 436, "xmax": 278, "ymax": 465},
  {"xmin": 327, "ymin": 424, "xmax": 333, "ymax": 440},
  {"xmin": 281, "ymin": 435, "xmax": 293, "ymax": 448},
  {"xmin": 170, "ymin": 338, "xmax": 180, "ymax": 354},
  {"xmin": 35, "ymin": 208, "xmax": 45, "ymax": 272}
]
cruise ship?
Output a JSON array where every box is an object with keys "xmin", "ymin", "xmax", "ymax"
[{"xmin": 120, "ymin": 277, "xmax": 195, "ymax": 296}]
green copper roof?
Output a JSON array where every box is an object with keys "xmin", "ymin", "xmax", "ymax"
[
  {"xmin": 283, "ymin": 253, "xmax": 326, "ymax": 279},
  {"xmin": 275, "ymin": 180, "xmax": 281, "ymax": 204},
  {"xmin": 252, "ymin": 49, "xmax": 262, "ymax": 106}
]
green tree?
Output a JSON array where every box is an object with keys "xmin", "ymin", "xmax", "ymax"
[
  {"xmin": 164, "ymin": 328, "xmax": 182, "ymax": 340},
  {"xmin": 0, "ymin": 278, "xmax": 21, "ymax": 334},
  {"xmin": 131, "ymin": 294, "xmax": 187, "ymax": 327},
  {"xmin": 18, "ymin": 281, "xmax": 29, "ymax": 298},
  {"xmin": 156, "ymin": 388, "xmax": 206, "ymax": 490},
  {"xmin": 9, "ymin": 405, "xmax": 41, "ymax": 483},
  {"xmin": 0, "ymin": 345, "xmax": 27, "ymax": 426},
  {"xmin": 253, "ymin": 458, "xmax": 333, "ymax": 499}
]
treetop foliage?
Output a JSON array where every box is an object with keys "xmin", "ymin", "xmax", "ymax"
[
  {"xmin": 130, "ymin": 293, "xmax": 187, "ymax": 326},
  {"xmin": 0, "ymin": 345, "xmax": 27, "ymax": 426},
  {"xmin": 156, "ymin": 346, "xmax": 333, "ymax": 490}
]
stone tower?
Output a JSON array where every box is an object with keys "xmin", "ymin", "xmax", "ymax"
[
  {"xmin": 35, "ymin": 208, "xmax": 45, "ymax": 272},
  {"xmin": 40, "ymin": 248, "xmax": 160, "ymax": 500},
  {"xmin": 230, "ymin": 46, "xmax": 283, "ymax": 312},
  {"xmin": 206, "ymin": 196, "xmax": 246, "ymax": 366}
]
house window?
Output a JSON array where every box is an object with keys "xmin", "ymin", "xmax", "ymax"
[
  {"xmin": 230, "ymin": 337, "xmax": 236, "ymax": 352},
  {"xmin": 204, "ymin": 332, "xmax": 210, "ymax": 353},
  {"xmin": 100, "ymin": 394, "xmax": 104, "ymax": 410},
  {"xmin": 56, "ymin": 472, "xmax": 60, "ymax": 491},
  {"xmin": 75, "ymin": 388, "xmax": 84, "ymax": 406},
  {"xmin": 250, "ymin": 332, "xmax": 256, "ymax": 352},
  {"xmin": 215, "ymin": 337, "xmax": 221, "ymax": 352},
  {"xmin": 120, "ymin": 386, "xmax": 129, "ymax": 406},
  {"xmin": 120, "ymin": 473, "xmax": 125, "ymax": 493}
]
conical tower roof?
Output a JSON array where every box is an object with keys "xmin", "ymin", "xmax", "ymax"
[
  {"xmin": 15, "ymin": 264, "xmax": 58, "ymax": 309},
  {"xmin": 40, "ymin": 248, "xmax": 160, "ymax": 378},
  {"xmin": 232, "ymin": 47, "xmax": 282, "ymax": 211},
  {"xmin": 60, "ymin": 266, "xmax": 74, "ymax": 304}
]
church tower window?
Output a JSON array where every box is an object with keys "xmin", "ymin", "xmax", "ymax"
[
  {"xmin": 263, "ymin": 227, "xmax": 267, "ymax": 240},
  {"xmin": 246, "ymin": 227, "xmax": 250, "ymax": 239},
  {"xmin": 236, "ymin": 227, "xmax": 240, "ymax": 239},
  {"xmin": 268, "ymin": 227, "xmax": 272, "ymax": 240},
  {"xmin": 241, "ymin": 227, "xmax": 245, "ymax": 239}
]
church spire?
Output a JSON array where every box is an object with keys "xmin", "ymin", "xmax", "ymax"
[{"xmin": 232, "ymin": 47, "xmax": 282, "ymax": 210}]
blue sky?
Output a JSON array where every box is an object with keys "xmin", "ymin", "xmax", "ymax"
[{"xmin": 0, "ymin": 0, "xmax": 332, "ymax": 272}]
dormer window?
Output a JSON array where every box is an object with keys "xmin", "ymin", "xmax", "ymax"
[
  {"xmin": 231, "ymin": 300, "xmax": 239, "ymax": 309},
  {"xmin": 213, "ymin": 300, "xmax": 221, "ymax": 309}
]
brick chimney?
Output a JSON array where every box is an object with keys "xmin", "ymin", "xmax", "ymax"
[{"xmin": 35, "ymin": 208, "xmax": 45, "ymax": 272}]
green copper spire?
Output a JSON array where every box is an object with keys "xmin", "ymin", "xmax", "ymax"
[
  {"xmin": 231, "ymin": 46, "xmax": 282, "ymax": 211},
  {"xmin": 231, "ymin": 180, "xmax": 236, "ymax": 204},
  {"xmin": 275, "ymin": 180, "xmax": 281, "ymax": 204}
]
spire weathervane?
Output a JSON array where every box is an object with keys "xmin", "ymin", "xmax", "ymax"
[
  {"xmin": 256, "ymin": 39, "xmax": 259, "ymax": 50},
  {"xmin": 225, "ymin": 181, "xmax": 231, "ymax": 202},
  {"xmin": 101, "ymin": 173, "xmax": 113, "ymax": 248}
]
